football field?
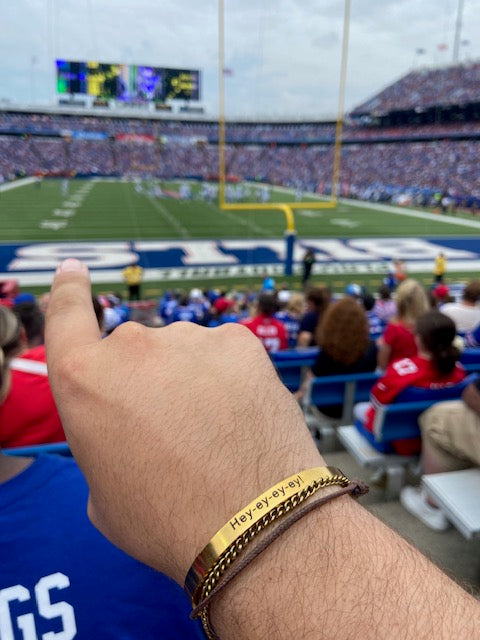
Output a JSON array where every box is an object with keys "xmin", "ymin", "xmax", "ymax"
[
  {"xmin": 2, "ymin": 177, "xmax": 480, "ymax": 242},
  {"xmin": 1, "ymin": 177, "xmax": 480, "ymax": 295}
]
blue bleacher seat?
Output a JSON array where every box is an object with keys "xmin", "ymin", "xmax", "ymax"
[
  {"xmin": 459, "ymin": 347, "xmax": 480, "ymax": 372},
  {"xmin": 271, "ymin": 347, "xmax": 319, "ymax": 392},
  {"xmin": 338, "ymin": 373, "xmax": 478, "ymax": 498},
  {"xmin": 4, "ymin": 442, "xmax": 72, "ymax": 457}
]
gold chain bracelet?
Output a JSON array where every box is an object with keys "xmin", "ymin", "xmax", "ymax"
[
  {"xmin": 195, "ymin": 474, "xmax": 369, "ymax": 640},
  {"xmin": 197, "ymin": 471, "xmax": 349, "ymax": 607}
]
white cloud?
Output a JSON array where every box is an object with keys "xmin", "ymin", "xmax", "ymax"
[{"xmin": 0, "ymin": 0, "xmax": 479, "ymax": 119}]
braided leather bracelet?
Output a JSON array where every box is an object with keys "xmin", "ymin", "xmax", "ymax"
[{"xmin": 192, "ymin": 478, "xmax": 369, "ymax": 639}]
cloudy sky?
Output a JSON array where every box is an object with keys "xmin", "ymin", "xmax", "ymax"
[{"xmin": 1, "ymin": 0, "xmax": 480, "ymax": 119}]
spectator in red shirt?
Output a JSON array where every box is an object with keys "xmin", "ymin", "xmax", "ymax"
[
  {"xmin": 0, "ymin": 303, "xmax": 64, "ymax": 448},
  {"xmin": 377, "ymin": 279, "xmax": 429, "ymax": 370},
  {"xmin": 241, "ymin": 293, "xmax": 288, "ymax": 353},
  {"xmin": 356, "ymin": 310, "xmax": 465, "ymax": 455}
]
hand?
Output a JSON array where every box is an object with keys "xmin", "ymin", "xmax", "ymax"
[{"xmin": 46, "ymin": 259, "xmax": 323, "ymax": 585}]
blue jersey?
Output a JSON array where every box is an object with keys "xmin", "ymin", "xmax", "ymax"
[
  {"xmin": 275, "ymin": 311, "xmax": 300, "ymax": 348},
  {"xmin": 366, "ymin": 309, "xmax": 385, "ymax": 340},
  {"xmin": 0, "ymin": 455, "xmax": 202, "ymax": 640},
  {"xmin": 170, "ymin": 304, "xmax": 200, "ymax": 324}
]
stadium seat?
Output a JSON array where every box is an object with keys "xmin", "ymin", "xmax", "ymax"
[
  {"xmin": 271, "ymin": 347, "xmax": 319, "ymax": 392},
  {"xmin": 459, "ymin": 347, "xmax": 480, "ymax": 373},
  {"xmin": 302, "ymin": 371, "xmax": 379, "ymax": 451},
  {"xmin": 4, "ymin": 442, "xmax": 72, "ymax": 457},
  {"xmin": 422, "ymin": 468, "xmax": 480, "ymax": 539},
  {"xmin": 337, "ymin": 374, "xmax": 477, "ymax": 499}
]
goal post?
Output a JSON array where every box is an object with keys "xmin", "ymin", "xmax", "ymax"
[{"xmin": 217, "ymin": 0, "xmax": 351, "ymax": 275}]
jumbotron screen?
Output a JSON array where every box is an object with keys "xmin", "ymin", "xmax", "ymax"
[{"xmin": 56, "ymin": 60, "xmax": 200, "ymax": 101}]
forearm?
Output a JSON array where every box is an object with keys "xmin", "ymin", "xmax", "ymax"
[
  {"xmin": 297, "ymin": 331, "xmax": 312, "ymax": 348},
  {"xmin": 376, "ymin": 341, "xmax": 390, "ymax": 371},
  {"xmin": 211, "ymin": 495, "xmax": 479, "ymax": 639},
  {"xmin": 462, "ymin": 383, "xmax": 480, "ymax": 415}
]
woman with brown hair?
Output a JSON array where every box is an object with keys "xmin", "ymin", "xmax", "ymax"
[{"xmin": 295, "ymin": 297, "xmax": 377, "ymax": 416}]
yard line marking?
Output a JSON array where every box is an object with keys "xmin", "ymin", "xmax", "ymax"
[
  {"xmin": 0, "ymin": 177, "xmax": 39, "ymax": 192},
  {"xmin": 146, "ymin": 195, "xmax": 190, "ymax": 238},
  {"xmin": 209, "ymin": 203, "xmax": 270, "ymax": 237}
]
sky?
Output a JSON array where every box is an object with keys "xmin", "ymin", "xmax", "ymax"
[{"xmin": 1, "ymin": 0, "xmax": 480, "ymax": 120}]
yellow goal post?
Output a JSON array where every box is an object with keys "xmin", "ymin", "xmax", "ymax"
[{"xmin": 217, "ymin": 0, "xmax": 351, "ymax": 275}]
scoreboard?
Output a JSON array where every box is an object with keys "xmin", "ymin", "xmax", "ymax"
[{"xmin": 56, "ymin": 60, "xmax": 200, "ymax": 102}]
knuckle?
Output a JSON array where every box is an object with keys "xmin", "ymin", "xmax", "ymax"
[
  {"xmin": 109, "ymin": 320, "xmax": 147, "ymax": 342},
  {"xmin": 50, "ymin": 349, "xmax": 89, "ymax": 389}
]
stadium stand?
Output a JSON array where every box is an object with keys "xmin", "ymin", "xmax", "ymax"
[
  {"xmin": 352, "ymin": 62, "xmax": 480, "ymax": 117},
  {"xmin": 2, "ymin": 105, "xmax": 480, "ymax": 207}
]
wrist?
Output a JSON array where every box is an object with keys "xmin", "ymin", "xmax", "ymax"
[
  {"xmin": 209, "ymin": 492, "xmax": 356, "ymax": 639},
  {"xmin": 174, "ymin": 440, "xmax": 326, "ymax": 585}
]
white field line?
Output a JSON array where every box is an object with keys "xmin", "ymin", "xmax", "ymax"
[
  {"xmin": 207, "ymin": 203, "xmax": 270, "ymax": 237},
  {"xmin": 146, "ymin": 195, "xmax": 190, "ymax": 238},
  {"xmin": 272, "ymin": 184, "xmax": 480, "ymax": 231},
  {"xmin": 339, "ymin": 197, "xmax": 480, "ymax": 230},
  {"xmin": 0, "ymin": 177, "xmax": 39, "ymax": 192}
]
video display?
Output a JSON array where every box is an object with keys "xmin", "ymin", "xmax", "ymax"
[{"xmin": 56, "ymin": 60, "xmax": 200, "ymax": 102}]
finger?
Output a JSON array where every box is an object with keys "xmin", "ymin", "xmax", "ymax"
[{"xmin": 45, "ymin": 258, "xmax": 101, "ymax": 369}]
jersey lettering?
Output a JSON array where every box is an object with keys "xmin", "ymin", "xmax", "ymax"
[
  {"xmin": 0, "ymin": 573, "xmax": 77, "ymax": 640},
  {"xmin": 263, "ymin": 337, "xmax": 281, "ymax": 352},
  {"xmin": 392, "ymin": 358, "xmax": 418, "ymax": 377},
  {"xmin": 0, "ymin": 585, "xmax": 35, "ymax": 640}
]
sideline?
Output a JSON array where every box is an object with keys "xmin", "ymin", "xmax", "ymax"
[
  {"xmin": 0, "ymin": 177, "xmax": 39, "ymax": 192},
  {"xmin": 272, "ymin": 184, "xmax": 480, "ymax": 231},
  {"xmin": 340, "ymin": 197, "xmax": 480, "ymax": 230},
  {"xmin": 2, "ymin": 257, "xmax": 479, "ymax": 288}
]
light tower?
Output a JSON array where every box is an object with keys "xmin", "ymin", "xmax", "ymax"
[{"xmin": 452, "ymin": 0, "xmax": 465, "ymax": 63}]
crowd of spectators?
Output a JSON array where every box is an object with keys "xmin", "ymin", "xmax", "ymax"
[
  {"xmin": 1, "ymin": 268, "xmax": 480, "ymax": 542},
  {"xmin": 352, "ymin": 62, "xmax": 480, "ymax": 116},
  {"xmin": 3, "ymin": 108, "xmax": 480, "ymax": 143},
  {"xmin": 2, "ymin": 134, "xmax": 480, "ymax": 204}
]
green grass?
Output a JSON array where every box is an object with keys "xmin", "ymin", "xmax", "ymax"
[
  {"xmin": 1, "ymin": 178, "xmax": 479, "ymax": 296},
  {"xmin": 1, "ymin": 178, "xmax": 479, "ymax": 243}
]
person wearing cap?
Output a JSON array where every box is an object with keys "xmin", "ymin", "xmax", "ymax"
[
  {"xmin": 122, "ymin": 260, "xmax": 143, "ymax": 302},
  {"xmin": 188, "ymin": 289, "xmax": 210, "ymax": 325},
  {"xmin": 430, "ymin": 283, "xmax": 451, "ymax": 309},
  {"xmin": 345, "ymin": 283, "xmax": 362, "ymax": 298},
  {"xmin": 208, "ymin": 297, "xmax": 238, "ymax": 327}
]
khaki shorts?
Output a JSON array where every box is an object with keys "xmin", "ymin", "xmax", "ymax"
[{"xmin": 419, "ymin": 400, "xmax": 480, "ymax": 471}]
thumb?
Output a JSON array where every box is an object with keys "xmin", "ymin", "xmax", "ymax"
[{"xmin": 45, "ymin": 258, "xmax": 101, "ymax": 377}]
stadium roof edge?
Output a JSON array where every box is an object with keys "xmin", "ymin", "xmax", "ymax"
[{"xmin": 0, "ymin": 103, "xmax": 338, "ymax": 126}]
